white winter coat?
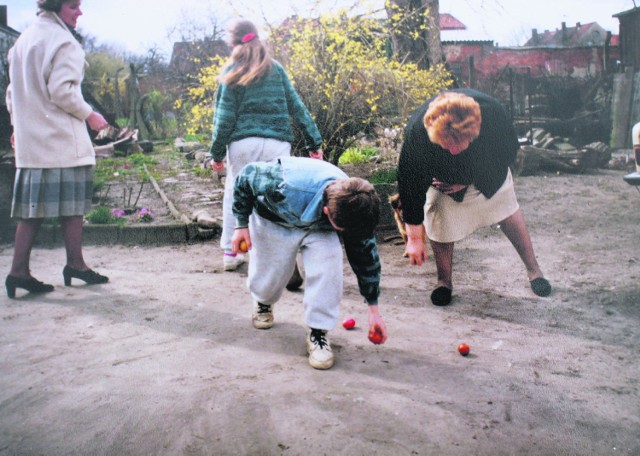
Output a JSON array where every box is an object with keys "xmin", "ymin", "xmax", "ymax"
[{"xmin": 5, "ymin": 11, "xmax": 95, "ymax": 169}]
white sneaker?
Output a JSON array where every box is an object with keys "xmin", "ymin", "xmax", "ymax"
[
  {"xmin": 223, "ymin": 253, "xmax": 245, "ymax": 271},
  {"xmin": 306, "ymin": 328, "xmax": 334, "ymax": 370},
  {"xmin": 252, "ymin": 300, "xmax": 273, "ymax": 329}
]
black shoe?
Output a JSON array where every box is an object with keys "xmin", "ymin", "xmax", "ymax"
[
  {"xmin": 530, "ymin": 277, "xmax": 552, "ymax": 297},
  {"xmin": 63, "ymin": 266, "xmax": 109, "ymax": 286},
  {"xmin": 5, "ymin": 275, "xmax": 54, "ymax": 299},
  {"xmin": 286, "ymin": 264, "xmax": 304, "ymax": 291},
  {"xmin": 431, "ymin": 286, "xmax": 452, "ymax": 306}
]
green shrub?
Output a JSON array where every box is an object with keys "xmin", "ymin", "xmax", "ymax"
[
  {"xmin": 144, "ymin": 90, "xmax": 179, "ymax": 140},
  {"xmin": 85, "ymin": 206, "xmax": 119, "ymax": 224},
  {"xmin": 192, "ymin": 165, "xmax": 213, "ymax": 177},
  {"xmin": 369, "ymin": 167, "xmax": 397, "ymax": 184},
  {"xmin": 115, "ymin": 118, "xmax": 129, "ymax": 128},
  {"xmin": 338, "ymin": 146, "xmax": 378, "ymax": 165},
  {"xmin": 339, "ymin": 148, "xmax": 368, "ymax": 165},
  {"xmin": 270, "ymin": 13, "xmax": 453, "ymax": 162},
  {"xmin": 183, "ymin": 133, "xmax": 209, "ymax": 143},
  {"xmin": 42, "ymin": 217, "xmax": 60, "ymax": 225},
  {"xmin": 93, "ymin": 175, "xmax": 107, "ymax": 194},
  {"xmin": 359, "ymin": 146, "xmax": 378, "ymax": 157}
]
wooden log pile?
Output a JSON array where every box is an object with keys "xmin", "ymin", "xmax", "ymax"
[
  {"xmin": 93, "ymin": 127, "xmax": 152, "ymax": 158},
  {"xmin": 512, "ymin": 128, "xmax": 611, "ymax": 176}
]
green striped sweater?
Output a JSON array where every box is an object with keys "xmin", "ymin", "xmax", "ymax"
[{"xmin": 209, "ymin": 61, "xmax": 322, "ymax": 162}]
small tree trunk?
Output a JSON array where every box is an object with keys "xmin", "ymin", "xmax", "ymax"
[
  {"xmin": 126, "ymin": 63, "xmax": 149, "ymax": 140},
  {"xmin": 114, "ymin": 67, "xmax": 125, "ymax": 120},
  {"xmin": 126, "ymin": 63, "xmax": 139, "ymax": 132},
  {"xmin": 385, "ymin": 0, "xmax": 443, "ymax": 69},
  {"xmin": 135, "ymin": 94, "xmax": 152, "ymax": 140},
  {"xmin": 385, "ymin": 0, "xmax": 430, "ymax": 69},
  {"xmin": 424, "ymin": 0, "xmax": 443, "ymax": 67}
]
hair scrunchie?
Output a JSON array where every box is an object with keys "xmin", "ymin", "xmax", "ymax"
[{"xmin": 241, "ymin": 33, "xmax": 257, "ymax": 43}]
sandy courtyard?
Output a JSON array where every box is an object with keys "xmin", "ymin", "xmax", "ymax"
[{"xmin": 0, "ymin": 169, "xmax": 639, "ymax": 455}]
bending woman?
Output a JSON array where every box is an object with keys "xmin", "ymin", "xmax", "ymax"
[{"xmin": 397, "ymin": 89, "xmax": 552, "ymax": 306}]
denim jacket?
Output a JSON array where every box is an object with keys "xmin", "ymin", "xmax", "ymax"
[{"xmin": 233, "ymin": 157, "xmax": 381, "ymax": 305}]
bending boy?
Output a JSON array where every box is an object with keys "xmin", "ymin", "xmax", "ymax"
[{"xmin": 231, "ymin": 157, "xmax": 388, "ymax": 369}]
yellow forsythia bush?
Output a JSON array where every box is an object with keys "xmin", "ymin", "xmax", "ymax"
[{"xmin": 182, "ymin": 10, "xmax": 453, "ymax": 162}]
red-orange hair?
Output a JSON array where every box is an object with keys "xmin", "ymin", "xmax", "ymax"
[{"xmin": 423, "ymin": 92, "xmax": 482, "ymax": 147}]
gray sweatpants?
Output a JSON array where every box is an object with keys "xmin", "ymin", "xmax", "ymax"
[
  {"xmin": 220, "ymin": 137, "xmax": 291, "ymax": 254},
  {"xmin": 248, "ymin": 214, "xmax": 343, "ymax": 331}
]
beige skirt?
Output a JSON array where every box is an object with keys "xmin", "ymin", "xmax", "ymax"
[{"xmin": 425, "ymin": 169, "xmax": 519, "ymax": 243}]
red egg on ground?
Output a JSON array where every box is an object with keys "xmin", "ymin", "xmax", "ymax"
[
  {"xmin": 342, "ymin": 318, "xmax": 356, "ymax": 329},
  {"xmin": 458, "ymin": 343, "xmax": 470, "ymax": 356}
]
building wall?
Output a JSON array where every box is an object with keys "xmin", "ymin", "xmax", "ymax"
[
  {"xmin": 444, "ymin": 42, "xmax": 617, "ymax": 85},
  {"xmin": 616, "ymin": 9, "xmax": 640, "ymax": 68}
]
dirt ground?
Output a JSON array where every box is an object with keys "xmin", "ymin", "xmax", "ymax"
[{"xmin": 1, "ymin": 166, "xmax": 639, "ymax": 455}]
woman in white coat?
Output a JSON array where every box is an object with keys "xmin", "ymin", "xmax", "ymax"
[{"xmin": 5, "ymin": 0, "xmax": 109, "ymax": 298}]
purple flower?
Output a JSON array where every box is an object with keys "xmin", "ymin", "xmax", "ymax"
[
  {"xmin": 111, "ymin": 208, "xmax": 125, "ymax": 218},
  {"xmin": 136, "ymin": 208, "xmax": 155, "ymax": 223}
]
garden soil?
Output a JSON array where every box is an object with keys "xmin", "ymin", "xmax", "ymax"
[{"xmin": 1, "ymin": 165, "xmax": 639, "ymax": 455}]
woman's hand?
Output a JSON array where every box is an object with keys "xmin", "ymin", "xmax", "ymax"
[
  {"xmin": 86, "ymin": 111, "xmax": 108, "ymax": 131},
  {"xmin": 211, "ymin": 161, "xmax": 225, "ymax": 172},
  {"xmin": 432, "ymin": 178, "xmax": 467, "ymax": 195},
  {"xmin": 405, "ymin": 223, "xmax": 428, "ymax": 266},
  {"xmin": 231, "ymin": 227, "xmax": 251, "ymax": 254},
  {"xmin": 308, "ymin": 149, "xmax": 323, "ymax": 160}
]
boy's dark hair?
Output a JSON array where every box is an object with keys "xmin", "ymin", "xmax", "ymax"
[{"xmin": 323, "ymin": 178, "xmax": 380, "ymax": 238}]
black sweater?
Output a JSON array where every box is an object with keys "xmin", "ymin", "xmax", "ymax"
[{"xmin": 397, "ymin": 88, "xmax": 519, "ymax": 225}]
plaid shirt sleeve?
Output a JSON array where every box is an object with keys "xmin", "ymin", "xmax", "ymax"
[{"xmin": 342, "ymin": 232, "xmax": 381, "ymax": 305}]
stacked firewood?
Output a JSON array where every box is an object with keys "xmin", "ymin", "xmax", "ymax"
[
  {"xmin": 93, "ymin": 126, "xmax": 153, "ymax": 157},
  {"xmin": 513, "ymin": 128, "xmax": 611, "ymax": 176}
]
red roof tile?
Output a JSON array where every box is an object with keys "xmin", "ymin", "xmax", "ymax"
[{"xmin": 439, "ymin": 13, "xmax": 466, "ymax": 30}]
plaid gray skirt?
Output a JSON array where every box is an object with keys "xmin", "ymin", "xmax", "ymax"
[{"xmin": 11, "ymin": 166, "xmax": 94, "ymax": 219}]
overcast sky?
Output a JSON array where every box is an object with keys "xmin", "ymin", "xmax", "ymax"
[{"xmin": 3, "ymin": 0, "xmax": 636, "ymax": 56}]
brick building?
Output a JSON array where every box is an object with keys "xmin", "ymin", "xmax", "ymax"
[{"xmin": 443, "ymin": 19, "xmax": 619, "ymax": 86}]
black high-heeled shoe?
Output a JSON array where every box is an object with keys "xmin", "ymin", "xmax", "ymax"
[
  {"xmin": 63, "ymin": 265, "xmax": 109, "ymax": 286},
  {"xmin": 5, "ymin": 275, "xmax": 55, "ymax": 299}
]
